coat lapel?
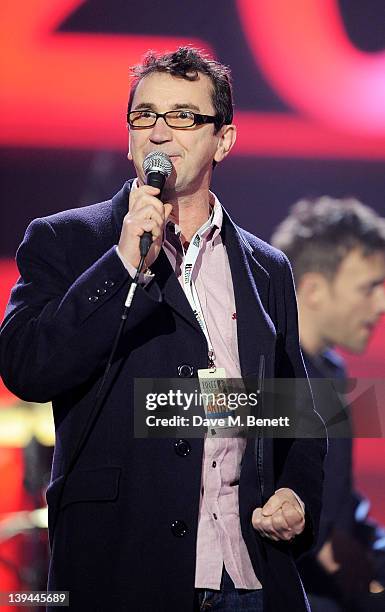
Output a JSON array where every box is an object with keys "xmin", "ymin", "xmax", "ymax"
[
  {"xmin": 151, "ymin": 250, "xmax": 203, "ymax": 334},
  {"xmin": 221, "ymin": 210, "xmax": 277, "ymax": 377}
]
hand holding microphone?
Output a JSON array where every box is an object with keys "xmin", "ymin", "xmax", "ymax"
[{"xmin": 118, "ymin": 152, "xmax": 173, "ymax": 269}]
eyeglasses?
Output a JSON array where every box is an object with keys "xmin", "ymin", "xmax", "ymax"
[{"xmin": 127, "ymin": 109, "xmax": 221, "ymax": 130}]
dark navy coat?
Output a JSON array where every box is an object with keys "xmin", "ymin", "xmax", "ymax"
[
  {"xmin": 298, "ymin": 350, "xmax": 385, "ymax": 609},
  {"xmin": 0, "ymin": 181, "xmax": 326, "ymax": 611}
]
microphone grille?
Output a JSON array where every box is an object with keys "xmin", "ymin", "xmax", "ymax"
[{"xmin": 143, "ymin": 151, "xmax": 173, "ymax": 177}]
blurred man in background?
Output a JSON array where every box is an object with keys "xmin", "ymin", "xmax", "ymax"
[{"xmin": 272, "ymin": 197, "xmax": 385, "ymax": 612}]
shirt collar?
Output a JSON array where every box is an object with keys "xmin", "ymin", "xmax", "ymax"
[{"xmin": 131, "ymin": 177, "xmax": 223, "ymax": 243}]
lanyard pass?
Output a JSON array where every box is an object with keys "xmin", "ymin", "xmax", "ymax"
[{"xmin": 181, "ymin": 214, "xmax": 217, "ymax": 373}]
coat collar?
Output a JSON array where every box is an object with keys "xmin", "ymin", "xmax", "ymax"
[
  {"xmin": 221, "ymin": 209, "xmax": 276, "ymax": 376},
  {"xmin": 112, "ymin": 181, "xmax": 276, "ymax": 375}
]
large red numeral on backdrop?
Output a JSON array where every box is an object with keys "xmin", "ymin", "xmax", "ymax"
[
  {"xmin": 1, "ymin": 0, "xmax": 385, "ymax": 157},
  {"xmin": 237, "ymin": 0, "xmax": 385, "ymax": 134},
  {"xmin": 1, "ymin": 0, "xmax": 385, "ymax": 156}
]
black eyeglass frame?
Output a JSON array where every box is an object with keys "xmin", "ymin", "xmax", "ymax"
[{"xmin": 127, "ymin": 109, "xmax": 223, "ymax": 130}]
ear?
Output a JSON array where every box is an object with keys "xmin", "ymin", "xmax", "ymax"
[
  {"xmin": 214, "ymin": 124, "xmax": 237, "ymax": 163},
  {"xmin": 297, "ymin": 272, "xmax": 330, "ymax": 309}
]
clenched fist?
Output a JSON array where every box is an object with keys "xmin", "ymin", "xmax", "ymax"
[{"xmin": 252, "ymin": 488, "xmax": 305, "ymax": 542}]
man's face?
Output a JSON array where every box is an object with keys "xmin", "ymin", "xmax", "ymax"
[
  {"xmin": 319, "ymin": 248, "xmax": 385, "ymax": 353},
  {"xmin": 127, "ymin": 71, "xmax": 234, "ymax": 196}
]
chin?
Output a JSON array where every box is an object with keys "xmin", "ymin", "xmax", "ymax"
[{"xmin": 347, "ymin": 340, "xmax": 368, "ymax": 354}]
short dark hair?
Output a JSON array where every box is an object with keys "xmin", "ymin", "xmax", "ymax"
[
  {"xmin": 271, "ymin": 197, "xmax": 385, "ymax": 283},
  {"xmin": 127, "ymin": 46, "xmax": 233, "ymax": 133}
]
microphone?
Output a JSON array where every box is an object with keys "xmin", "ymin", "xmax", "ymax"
[{"xmin": 139, "ymin": 151, "xmax": 173, "ymax": 257}]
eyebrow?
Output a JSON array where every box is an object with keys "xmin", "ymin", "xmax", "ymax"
[{"xmin": 132, "ymin": 102, "xmax": 202, "ymax": 112}]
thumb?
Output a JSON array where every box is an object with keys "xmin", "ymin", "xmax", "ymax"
[{"xmin": 262, "ymin": 492, "xmax": 284, "ymax": 516}]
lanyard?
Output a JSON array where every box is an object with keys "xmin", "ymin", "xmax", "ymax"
[{"xmin": 181, "ymin": 215, "xmax": 216, "ymax": 368}]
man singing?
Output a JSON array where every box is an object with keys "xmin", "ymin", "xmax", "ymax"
[
  {"xmin": 0, "ymin": 47, "xmax": 325, "ymax": 611},
  {"xmin": 272, "ymin": 197, "xmax": 385, "ymax": 612}
]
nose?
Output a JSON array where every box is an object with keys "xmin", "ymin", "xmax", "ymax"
[
  {"xmin": 149, "ymin": 116, "xmax": 172, "ymax": 144},
  {"xmin": 376, "ymin": 283, "xmax": 385, "ymax": 315},
  {"xmin": 372, "ymin": 283, "xmax": 385, "ymax": 318}
]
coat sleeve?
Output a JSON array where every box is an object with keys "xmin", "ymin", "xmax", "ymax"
[
  {"xmin": 0, "ymin": 217, "xmax": 163, "ymax": 403},
  {"xmin": 274, "ymin": 254, "xmax": 327, "ymax": 555}
]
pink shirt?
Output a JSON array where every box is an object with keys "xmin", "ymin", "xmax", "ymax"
[{"xmin": 163, "ymin": 195, "xmax": 262, "ymax": 589}]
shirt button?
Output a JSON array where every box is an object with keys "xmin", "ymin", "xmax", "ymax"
[
  {"xmin": 213, "ymin": 513, "xmax": 218, "ymax": 520},
  {"xmin": 174, "ymin": 439, "xmax": 191, "ymax": 457},
  {"xmin": 212, "ymin": 461, "xmax": 217, "ymax": 468},
  {"xmin": 171, "ymin": 520, "xmax": 188, "ymax": 537},
  {"xmin": 88, "ymin": 295, "xmax": 99, "ymax": 303},
  {"xmin": 177, "ymin": 364, "xmax": 194, "ymax": 378}
]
